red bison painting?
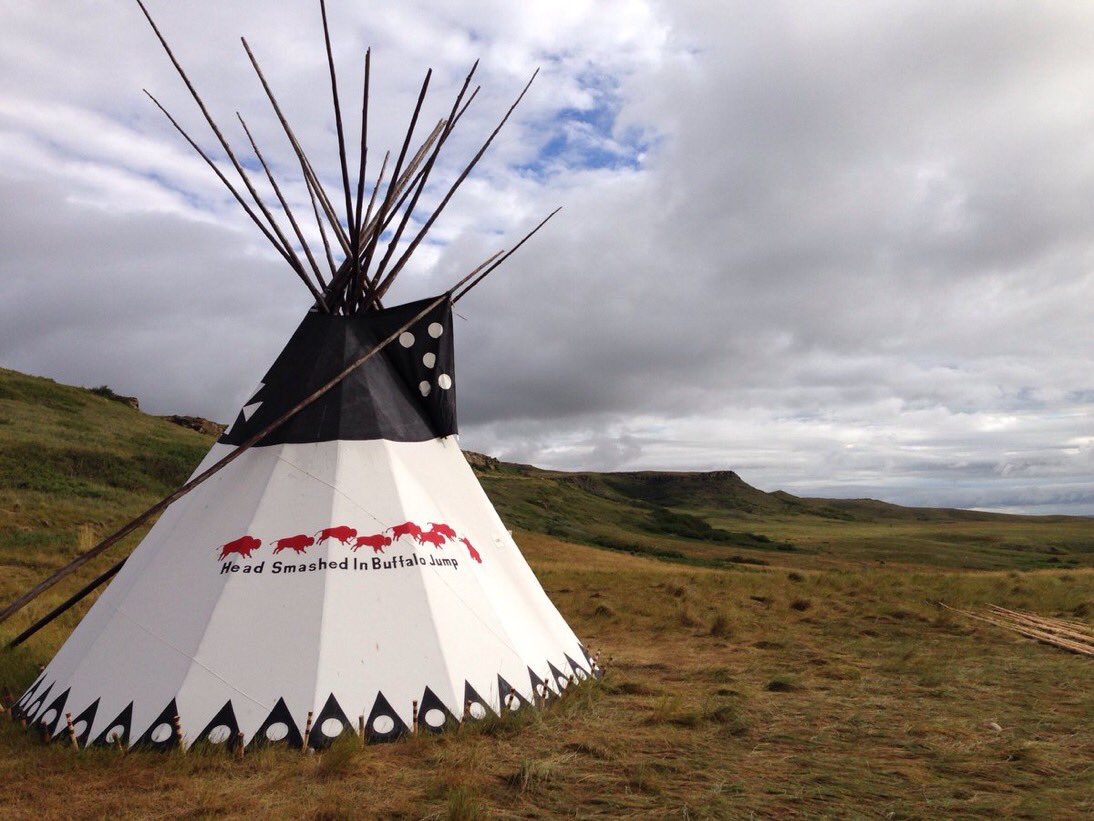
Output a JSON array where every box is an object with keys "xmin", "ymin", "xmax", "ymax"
[
  {"xmin": 314, "ymin": 525, "xmax": 358, "ymax": 545},
  {"xmin": 352, "ymin": 533, "xmax": 392, "ymax": 554},
  {"xmin": 458, "ymin": 536, "xmax": 482, "ymax": 563},
  {"xmin": 417, "ymin": 530, "xmax": 446, "ymax": 548},
  {"xmin": 425, "ymin": 523, "xmax": 457, "ymax": 540},
  {"xmin": 218, "ymin": 535, "xmax": 261, "ymax": 560},
  {"xmin": 388, "ymin": 522, "xmax": 423, "ymax": 542},
  {"xmin": 272, "ymin": 534, "xmax": 315, "ymax": 555}
]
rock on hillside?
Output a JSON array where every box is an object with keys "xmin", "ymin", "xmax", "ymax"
[{"xmin": 160, "ymin": 415, "xmax": 227, "ymax": 437}]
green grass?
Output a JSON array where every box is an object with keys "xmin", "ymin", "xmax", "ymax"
[
  {"xmin": 476, "ymin": 454, "xmax": 1092, "ymax": 572},
  {"xmin": 0, "ymin": 366, "xmax": 1091, "ymax": 817}
]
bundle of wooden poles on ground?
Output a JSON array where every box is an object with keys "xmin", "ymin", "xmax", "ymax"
[
  {"xmin": 940, "ymin": 603, "xmax": 1094, "ymax": 657},
  {"xmin": 0, "ymin": 0, "xmax": 558, "ymax": 645}
]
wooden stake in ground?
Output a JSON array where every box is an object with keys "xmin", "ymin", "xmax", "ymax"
[
  {"xmin": 302, "ymin": 710, "xmax": 313, "ymax": 751},
  {"xmin": 65, "ymin": 712, "xmax": 78, "ymax": 750},
  {"xmin": 172, "ymin": 714, "xmax": 183, "ymax": 749}
]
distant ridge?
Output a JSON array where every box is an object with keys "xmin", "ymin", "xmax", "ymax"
[
  {"xmin": 0, "ymin": 366, "xmax": 1089, "ymax": 573},
  {"xmin": 1, "ymin": 366, "xmax": 1081, "ymax": 525},
  {"xmin": 460, "ymin": 454, "xmax": 1070, "ymax": 524}
]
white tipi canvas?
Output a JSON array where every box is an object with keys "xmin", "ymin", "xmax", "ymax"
[{"xmin": 15, "ymin": 296, "xmax": 595, "ymax": 749}]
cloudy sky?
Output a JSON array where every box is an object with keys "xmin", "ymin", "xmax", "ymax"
[{"xmin": 2, "ymin": 1, "xmax": 1092, "ymax": 515}]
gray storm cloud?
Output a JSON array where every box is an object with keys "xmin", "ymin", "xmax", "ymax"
[{"xmin": 1, "ymin": 0, "xmax": 1091, "ymax": 514}]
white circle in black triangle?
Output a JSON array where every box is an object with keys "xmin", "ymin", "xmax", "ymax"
[
  {"xmin": 419, "ymin": 381, "xmax": 431, "ymax": 397},
  {"xmin": 265, "ymin": 722, "xmax": 288, "ymax": 741},
  {"xmin": 437, "ymin": 373, "xmax": 452, "ymax": 390},
  {"xmin": 424, "ymin": 708, "xmax": 445, "ymax": 727},
  {"xmin": 422, "ymin": 352, "xmax": 436, "ymax": 369},
  {"xmin": 208, "ymin": 725, "xmax": 231, "ymax": 744},
  {"xmin": 321, "ymin": 718, "xmax": 343, "ymax": 737},
  {"xmin": 150, "ymin": 723, "xmax": 172, "ymax": 743},
  {"xmin": 428, "ymin": 322, "xmax": 443, "ymax": 338},
  {"xmin": 399, "ymin": 332, "xmax": 415, "ymax": 348},
  {"xmin": 372, "ymin": 715, "xmax": 395, "ymax": 734}
]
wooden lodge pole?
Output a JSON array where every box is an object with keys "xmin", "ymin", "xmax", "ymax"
[
  {"xmin": 302, "ymin": 711, "xmax": 313, "ymax": 751},
  {"xmin": 8, "ymin": 560, "xmax": 124, "ymax": 648},
  {"xmin": 372, "ymin": 69, "xmax": 539, "ymax": 303}
]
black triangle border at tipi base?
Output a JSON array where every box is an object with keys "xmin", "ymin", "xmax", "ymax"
[
  {"xmin": 365, "ymin": 691, "xmax": 408, "ymax": 742},
  {"xmin": 416, "ymin": 687, "xmax": 458, "ymax": 734},
  {"xmin": 11, "ymin": 672, "xmax": 45, "ymax": 720},
  {"xmin": 33, "ymin": 686, "xmax": 70, "ymax": 739},
  {"xmin": 93, "ymin": 702, "xmax": 133, "ymax": 747},
  {"xmin": 565, "ymin": 653, "xmax": 593, "ymax": 683},
  {"xmin": 69, "ymin": 697, "xmax": 100, "ymax": 747},
  {"xmin": 21, "ymin": 681, "xmax": 54, "ymax": 728},
  {"xmin": 578, "ymin": 643, "xmax": 603, "ymax": 679},
  {"xmin": 135, "ymin": 699, "xmax": 182, "ymax": 750},
  {"xmin": 496, "ymin": 673, "xmax": 531, "ymax": 713},
  {"xmin": 309, "ymin": 693, "xmax": 353, "ymax": 749},
  {"xmin": 548, "ymin": 661, "xmax": 571, "ymax": 692},
  {"xmin": 462, "ymin": 681, "xmax": 496, "ymax": 722},
  {"xmin": 14, "ymin": 657, "xmax": 604, "ymax": 751},
  {"xmin": 192, "ymin": 700, "xmax": 241, "ymax": 749},
  {"xmin": 251, "ymin": 696, "xmax": 304, "ymax": 749},
  {"xmin": 528, "ymin": 666, "xmax": 559, "ymax": 704}
]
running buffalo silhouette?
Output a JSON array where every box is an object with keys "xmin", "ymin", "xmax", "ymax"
[
  {"xmin": 352, "ymin": 533, "xmax": 392, "ymax": 554},
  {"xmin": 272, "ymin": 534, "xmax": 315, "ymax": 555},
  {"xmin": 218, "ymin": 535, "xmax": 260, "ymax": 560},
  {"xmin": 314, "ymin": 525, "xmax": 357, "ymax": 545},
  {"xmin": 388, "ymin": 522, "xmax": 422, "ymax": 541},
  {"xmin": 425, "ymin": 523, "xmax": 457, "ymax": 540},
  {"xmin": 417, "ymin": 530, "xmax": 446, "ymax": 548},
  {"xmin": 458, "ymin": 536, "xmax": 482, "ymax": 563}
]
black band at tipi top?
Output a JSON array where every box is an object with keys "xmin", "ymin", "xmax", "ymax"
[{"xmin": 219, "ymin": 296, "xmax": 458, "ymax": 447}]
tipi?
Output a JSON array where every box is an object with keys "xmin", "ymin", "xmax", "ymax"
[{"xmin": 6, "ymin": 2, "xmax": 595, "ymax": 750}]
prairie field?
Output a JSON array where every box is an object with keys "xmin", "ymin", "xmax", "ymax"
[{"xmin": 0, "ymin": 367, "xmax": 1091, "ymax": 818}]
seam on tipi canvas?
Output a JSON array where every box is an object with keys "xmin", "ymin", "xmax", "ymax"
[
  {"xmin": 435, "ymin": 446, "xmax": 575, "ymax": 651},
  {"xmin": 272, "ymin": 450, "xmax": 387, "ymax": 530},
  {"xmin": 448, "ymin": 450, "xmax": 581, "ymax": 649},
  {"xmin": 388, "ymin": 441, "xmax": 553, "ymax": 703},
  {"xmin": 311, "ymin": 438, "xmax": 348, "ymax": 728},
  {"xmin": 385, "ymin": 442, "xmax": 496, "ymax": 713},
  {"xmin": 107, "ymin": 600, "xmax": 269, "ymax": 711},
  {"xmin": 90, "ymin": 446, "xmax": 288, "ymax": 743},
  {"xmin": 172, "ymin": 445, "xmax": 295, "ymax": 733},
  {"xmin": 277, "ymin": 441, "xmax": 529, "ymax": 715},
  {"xmin": 42, "ymin": 448, "xmax": 240, "ymax": 740},
  {"xmin": 366, "ymin": 439, "xmax": 460, "ymax": 717}
]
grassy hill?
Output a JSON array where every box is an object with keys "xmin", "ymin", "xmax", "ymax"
[
  {"xmin": 0, "ymin": 366, "xmax": 1090, "ymax": 818},
  {"xmin": 473, "ymin": 454, "xmax": 1093, "ymax": 573}
]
